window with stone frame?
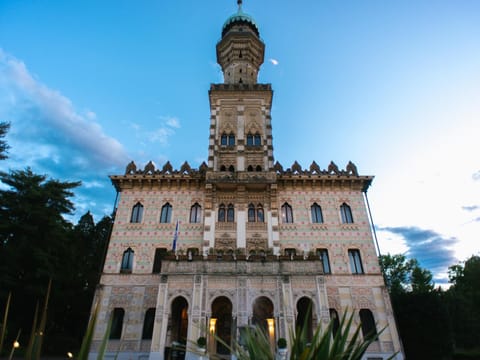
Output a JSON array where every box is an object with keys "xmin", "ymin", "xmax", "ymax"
[
  {"xmin": 228, "ymin": 133, "xmax": 235, "ymax": 146},
  {"xmin": 281, "ymin": 202, "xmax": 294, "ymax": 223},
  {"xmin": 227, "ymin": 203, "xmax": 235, "ymax": 222},
  {"xmin": 110, "ymin": 308, "xmax": 125, "ymax": 339},
  {"xmin": 348, "ymin": 249, "xmax": 364, "ymax": 274},
  {"xmin": 311, "ymin": 203, "xmax": 324, "ymax": 223},
  {"xmin": 189, "ymin": 203, "xmax": 202, "ymax": 223},
  {"xmin": 152, "ymin": 248, "xmax": 167, "ymax": 273},
  {"xmin": 218, "ymin": 204, "xmax": 226, "ymax": 222},
  {"xmin": 130, "ymin": 202, "xmax": 144, "ymax": 223},
  {"xmin": 160, "ymin": 202, "xmax": 172, "ymax": 223},
  {"xmin": 142, "ymin": 308, "xmax": 156, "ymax": 339},
  {"xmin": 316, "ymin": 248, "xmax": 331, "ymax": 274},
  {"xmin": 340, "ymin": 202, "xmax": 354, "ymax": 223},
  {"xmin": 221, "ymin": 133, "xmax": 228, "ymax": 145},
  {"xmin": 121, "ymin": 248, "xmax": 134, "ymax": 273},
  {"xmin": 359, "ymin": 309, "xmax": 377, "ymax": 338}
]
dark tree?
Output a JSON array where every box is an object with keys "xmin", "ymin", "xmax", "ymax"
[
  {"xmin": 0, "ymin": 168, "xmax": 80, "ymax": 353},
  {"xmin": 0, "ymin": 122, "xmax": 9, "ymax": 160},
  {"xmin": 447, "ymin": 256, "xmax": 480, "ymax": 350},
  {"xmin": 379, "ymin": 253, "xmax": 418, "ymax": 294}
]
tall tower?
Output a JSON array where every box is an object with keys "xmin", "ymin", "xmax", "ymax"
[
  {"xmin": 208, "ymin": 0, "xmax": 273, "ymax": 173},
  {"xmin": 88, "ymin": 3, "xmax": 404, "ymax": 360}
]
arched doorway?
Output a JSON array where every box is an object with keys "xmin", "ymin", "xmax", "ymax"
[
  {"xmin": 211, "ymin": 296, "xmax": 233, "ymax": 355},
  {"xmin": 252, "ymin": 296, "xmax": 275, "ymax": 350},
  {"xmin": 171, "ymin": 297, "xmax": 189, "ymax": 345},
  {"xmin": 296, "ymin": 297, "xmax": 313, "ymax": 342}
]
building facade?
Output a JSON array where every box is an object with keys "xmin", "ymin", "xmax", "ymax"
[{"xmin": 89, "ymin": 3, "xmax": 403, "ymax": 360}]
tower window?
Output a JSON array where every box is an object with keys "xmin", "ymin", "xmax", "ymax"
[
  {"xmin": 130, "ymin": 202, "xmax": 143, "ymax": 223},
  {"xmin": 257, "ymin": 206, "xmax": 264, "ymax": 223},
  {"xmin": 228, "ymin": 165, "xmax": 235, "ymax": 172},
  {"xmin": 281, "ymin": 202, "xmax": 294, "ymax": 223},
  {"xmin": 311, "ymin": 203, "xmax": 324, "ymax": 223},
  {"xmin": 316, "ymin": 248, "xmax": 331, "ymax": 274},
  {"xmin": 254, "ymin": 133, "xmax": 261, "ymax": 146},
  {"xmin": 190, "ymin": 203, "xmax": 202, "ymax": 223},
  {"xmin": 255, "ymin": 165, "xmax": 262, "ymax": 172},
  {"xmin": 340, "ymin": 203, "xmax": 353, "ymax": 223},
  {"xmin": 247, "ymin": 134, "xmax": 254, "ymax": 146},
  {"xmin": 227, "ymin": 204, "xmax": 235, "ymax": 222},
  {"xmin": 248, "ymin": 203, "xmax": 256, "ymax": 222},
  {"xmin": 228, "ymin": 133, "xmax": 235, "ymax": 146},
  {"xmin": 221, "ymin": 133, "xmax": 228, "ymax": 145},
  {"xmin": 247, "ymin": 165, "xmax": 253, "ymax": 172},
  {"xmin": 160, "ymin": 202, "xmax": 172, "ymax": 223},
  {"xmin": 121, "ymin": 248, "xmax": 134, "ymax": 273},
  {"xmin": 218, "ymin": 204, "xmax": 226, "ymax": 222},
  {"xmin": 348, "ymin": 249, "xmax": 364, "ymax": 274},
  {"xmin": 220, "ymin": 165, "xmax": 226, "ymax": 171}
]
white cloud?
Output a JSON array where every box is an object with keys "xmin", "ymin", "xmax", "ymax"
[
  {"xmin": 269, "ymin": 58, "xmax": 279, "ymax": 66},
  {"xmin": 0, "ymin": 48, "xmax": 128, "ymax": 169}
]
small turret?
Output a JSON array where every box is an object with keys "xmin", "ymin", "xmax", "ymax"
[{"xmin": 216, "ymin": 0, "xmax": 265, "ymax": 84}]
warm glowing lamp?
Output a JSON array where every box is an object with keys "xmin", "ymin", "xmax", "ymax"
[
  {"xmin": 267, "ymin": 318, "xmax": 275, "ymax": 337},
  {"xmin": 13, "ymin": 341, "xmax": 20, "ymax": 349},
  {"xmin": 209, "ymin": 318, "xmax": 217, "ymax": 334},
  {"xmin": 67, "ymin": 352, "xmax": 73, "ymax": 358}
]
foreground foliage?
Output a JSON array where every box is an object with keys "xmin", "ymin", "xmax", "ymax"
[
  {"xmin": 224, "ymin": 311, "xmax": 395, "ymax": 360},
  {"xmin": 0, "ymin": 168, "xmax": 111, "ymax": 355}
]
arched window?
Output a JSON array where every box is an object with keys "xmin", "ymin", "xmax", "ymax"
[
  {"xmin": 142, "ymin": 308, "xmax": 156, "ymax": 340},
  {"xmin": 221, "ymin": 133, "xmax": 228, "ymax": 145},
  {"xmin": 255, "ymin": 165, "xmax": 262, "ymax": 172},
  {"xmin": 316, "ymin": 248, "xmax": 331, "ymax": 274},
  {"xmin": 248, "ymin": 203, "xmax": 256, "ymax": 222},
  {"xmin": 281, "ymin": 202, "xmax": 294, "ymax": 223},
  {"xmin": 254, "ymin": 133, "xmax": 261, "ymax": 146},
  {"xmin": 121, "ymin": 248, "xmax": 134, "ymax": 273},
  {"xmin": 160, "ymin": 202, "xmax": 172, "ymax": 223},
  {"xmin": 130, "ymin": 202, "xmax": 143, "ymax": 223},
  {"xmin": 110, "ymin": 308, "xmax": 125, "ymax": 339},
  {"xmin": 340, "ymin": 203, "xmax": 353, "ymax": 223},
  {"xmin": 227, "ymin": 204, "xmax": 235, "ymax": 222},
  {"xmin": 218, "ymin": 204, "xmax": 226, "ymax": 222},
  {"xmin": 228, "ymin": 165, "xmax": 235, "ymax": 172},
  {"xmin": 246, "ymin": 133, "xmax": 254, "ymax": 146},
  {"xmin": 359, "ymin": 309, "xmax": 377, "ymax": 338},
  {"xmin": 257, "ymin": 205, "xmax": 264, "ymax": 223},
  {"xmin": 311, "ymin": 203, "xmax": 323, "ymax": 223},
  {"xmin": 348, "ymin": 249, "xmax": 364, "ymax": 274},
  {"xmin": 220, "ymin": 165, "xmax": 226, "ymax": 171},
  {"xmin": 228, "ymin": 133, "xmax": 235, "ymax": 146},
  {"xmin": 190, "ymin": 203, "xmax": 202, "ymax": 223},
  {"xmin": 247, "ymin": 165, "xmax": 254, "ymax": 171},
  {"xmin": 329, "ymin": 309, "xmax": 340, "ymax": 337}
]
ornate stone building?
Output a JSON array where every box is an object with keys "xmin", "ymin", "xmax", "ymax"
[{"xmin": 89, "ymin": 2, "xmax": 403, "ymax": 360}]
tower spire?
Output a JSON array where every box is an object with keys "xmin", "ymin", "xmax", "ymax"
[{"xmin": 237, "ymin": 0, "xmax": 242, "ymax": 11}]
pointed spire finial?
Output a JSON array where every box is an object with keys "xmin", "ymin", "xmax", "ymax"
[{"xmin": 237, "ymin": 0, "xmax": 243, "ymax": 11}]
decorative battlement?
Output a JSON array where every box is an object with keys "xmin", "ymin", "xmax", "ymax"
[{"xmin": 210, "ymin": 83, "xmax": 272, "ymax": 92}]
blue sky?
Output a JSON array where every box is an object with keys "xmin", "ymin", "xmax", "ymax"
[{"xmin": 1, "ymin": 0, "xmax": 479, "ymax": 284}]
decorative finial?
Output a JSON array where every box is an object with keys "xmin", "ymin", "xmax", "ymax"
[{"xmin": 237, "ymin": 0, "xmax": 243, "ymax": 11}]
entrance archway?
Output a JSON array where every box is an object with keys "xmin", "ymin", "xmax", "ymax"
[
  {"xmin": 252, "ymin": 296, "xmax": 274, "ymax": 332},
  {"xmin": 211, "ymin": 296, "xmax": 233, "ymax": 355},
  {"xmin": 171, "ymin": 297, "xmax": 189, "ymax": 344},
  {"xmin": 296, "ymin": 297, "xmax": 313, "ymax": 342}
]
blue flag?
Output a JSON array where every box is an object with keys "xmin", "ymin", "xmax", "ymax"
[{"xmin": 172, "ymin": 220, "xmax": 179, "ymax": 252}]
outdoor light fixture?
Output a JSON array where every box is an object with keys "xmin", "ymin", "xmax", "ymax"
[
  {"xmin": 67, "ymin": 352, "xmax": 73, "ymax": 358},
  {"xmin": 209, "ymin": 318, "xmax": 217, "ymax": 334},
  {"xmin": 267, "ymin": 318, "xmax": 275, "ymax": 337}
]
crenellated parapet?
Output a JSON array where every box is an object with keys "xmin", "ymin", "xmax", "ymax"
[
  {"xmin": 273, "ymin": 160, "xmax": 359, "ymax": 176},
  {"xmin": 124, "ymin": 160, "xmax": 208, "ymax": 176}
]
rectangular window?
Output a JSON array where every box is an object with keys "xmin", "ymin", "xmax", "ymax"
[
  {"xmin": 110, "ymin": 308, "xmax": 125, "ymax": 339},
  {"xmin": 152, "ymin": 248, "xmax": 167, "ymax": 273},
  {"xmin": 317, "ymin": 249, "xmax": 331, "ymax": 274},
  {"xmin": 348, "ymin": 249, "xmax": 364, "ymax": 274}
]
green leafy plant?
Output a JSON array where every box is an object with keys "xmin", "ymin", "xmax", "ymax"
[
  {"xmin": 197, "ymin": 336, "xmax": 207, "ymax": 348},
  {"xmin": 215, "ymin": 310, "xmax": 396, "ymax": 360},
  {"xmin": 277, "ymin": 337, "xmax": 287, "ymax": 349}
]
